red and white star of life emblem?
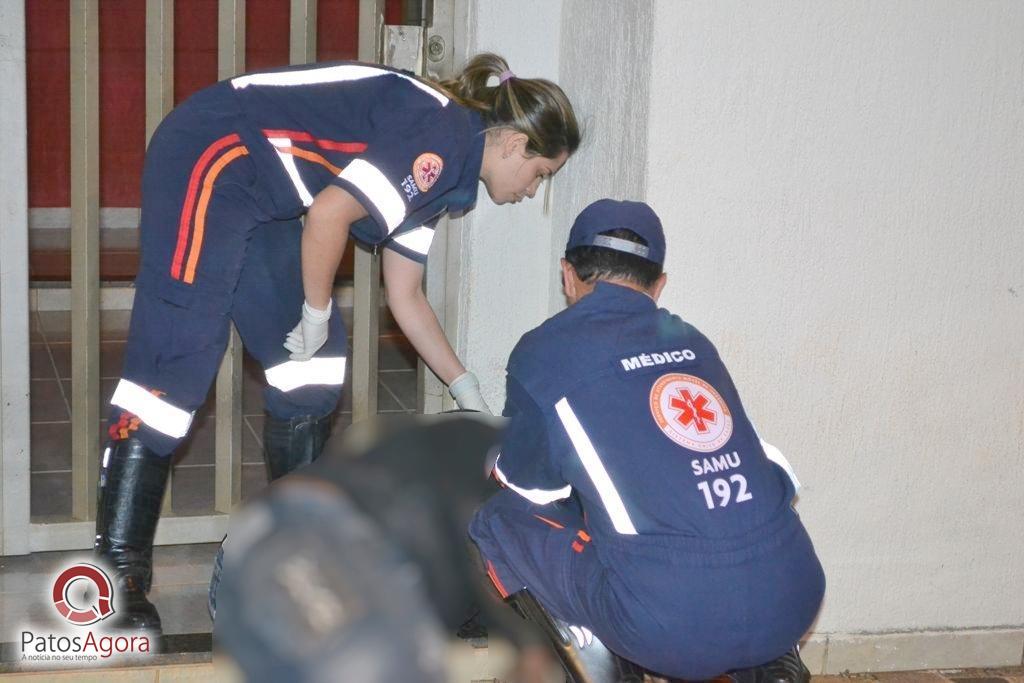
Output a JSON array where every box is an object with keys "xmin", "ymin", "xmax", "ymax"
[
  {"xmin": 670, "ymin": 388, "xmax": 717, "ymax": 433},
  {"xmin": 413, "ymin": 152, "xmax": 444, "ymax": 192},
  {"xmin": 649, "ymin": 373, "xmax": 733, "ymax": 452}
]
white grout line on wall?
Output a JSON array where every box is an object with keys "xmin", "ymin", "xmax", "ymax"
[
  {"xmin": 378, "ymin": 375, "xmax": 408, "ymax": 411},
  {"xmin": 243, "ymin": 415, "xmax": 263, "ymax": 449},
  {"xmin": 34, "ymin": 310, "xmax": 72, "ymax": 419}
]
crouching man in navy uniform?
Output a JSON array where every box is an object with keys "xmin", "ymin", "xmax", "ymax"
[{"xmin": 469, "ymin": 199, "xmax": 825, "ymax": 681}]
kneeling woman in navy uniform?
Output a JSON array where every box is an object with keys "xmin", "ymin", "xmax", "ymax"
[
  {"xmin": 96, "ymin": 53, "xmax": 580, "ymax": 631},
  {"xmin": 470, "ymin": 200, "xmax": 824, "ymax": 680}
]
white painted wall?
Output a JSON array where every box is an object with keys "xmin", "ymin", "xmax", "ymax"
[
  {"xmin": 457, "ymin": 0, "xmax": 565, "ymax": 410},
  {"xmin": 549, "ymin": 0, "xmax": 655, "ymax": 312},
  {"xmin": 646, "ymin": 0, "xmax": 1024, "ymax": 637},
  {"xmin": 459, "ymin": 0, "xmax": 656, "ymax": 408},
  {"xmin": 462, "ymin": 0, "xmax": 1024, "ymax": 667}
]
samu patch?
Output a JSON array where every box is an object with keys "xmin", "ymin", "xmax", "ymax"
[
  {"xmin": 401, "ymin": 175, "xmax": 419, "ymax": 201},
  {"xmin": 649, "ymin": 373, "xmax": 733, "ymax": 452},
  {"xmin": 413, "ymin": 153, "xmax": 443, "ymax": 192}
]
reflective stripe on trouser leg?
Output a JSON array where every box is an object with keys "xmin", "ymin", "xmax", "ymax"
[
  {"xmin": 264, "ymin": 357, "xmax": 347, "ymax": 392},
  {"xmin": 110, "ymin": 288, "xmax": 234, "ymax": 455},
  {"xmin": 109, "ymin": 379, "xmax": 194, "ymax": 439},
  {"xmin": 229, "ymin": 218, "xmax": 349, "ymax": 420}
]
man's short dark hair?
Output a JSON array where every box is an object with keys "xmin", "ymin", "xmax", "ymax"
[{"xmin": 564, "ymin": 228, "xmax": 663, "ymax": 289}]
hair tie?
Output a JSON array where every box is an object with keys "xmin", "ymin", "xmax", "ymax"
[{"xmin": 498, "ymin": 70, "xmax": 515, "ymax": 84}]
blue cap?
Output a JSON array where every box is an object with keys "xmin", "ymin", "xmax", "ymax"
[{"xmin": 566, "ymin": 199, "xmax": 666, "ymax": 266}]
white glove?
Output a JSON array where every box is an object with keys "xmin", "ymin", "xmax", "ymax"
[
  {"xmin": 448, "ymin": 371, "xmax": 492, "ymax": 413},
  {"xmin": 283, "ymin": 300, "xmax": 332, "ymax": 361}
]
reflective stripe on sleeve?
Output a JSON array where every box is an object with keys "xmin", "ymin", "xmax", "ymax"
[
  {"xmin": 493, "ymin": 455, "xmax": 572, "ymax": 504},
  {"xmin": 760, "ymin": 439, "xmax": 802, "ymax": 493},
  {"xmin": 109, "ymin": 380, "xmax": 194, "ymax": 439},
  {"xmin": 267, "ymin": 137, "xmax": 314, "ymax": 206},
  {"xmin": 265, "ymin": 357, "xmax": 347, "ymax": 393},
  {"xmin": 554, "ymin": 397, "xmax": 638, "ymax": 535},
  {"xmin": 338, "ymin": 160, "xmax": 405, "ymax": 233},
  {"xmin": 231, "ymin": 64, "xmax": 449, "ymax": 106},
  {"xmin": 391, "ymin": 225, "xmax": 434, "ymax": 256}
]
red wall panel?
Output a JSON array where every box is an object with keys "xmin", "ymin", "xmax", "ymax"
[
  {"xmin": 384, "ymin": 0, "xmax": 403, "ymax": 26},
  {"xmin": 99, "ymin": 1, "xmax": 145, "ymax": 206},
  {"xmin": 27, "ymin": 0, "xmax": 71, "ymax": 208},
  {"xmin": 247, "ymin": 0, "xmax": 290, "ymax": 70},
  {"xmin": 27, "ymin": 1, "xmax": 364, "ymax": 211},
  {"xmin": 174, "ymin": 0, "xmax": 218, "ymax": 105},
  {"xmin": 317, "ymin": 0, "xmax": 360, "ymax": 61}
]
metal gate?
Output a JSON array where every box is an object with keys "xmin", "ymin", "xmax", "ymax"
[{"xmin": 0, "ymin": 0, "xmax": 459, "ymax": 555}]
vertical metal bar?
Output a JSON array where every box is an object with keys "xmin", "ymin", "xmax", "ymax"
[
  {"xmin": 145, "ymin": 0, "xmax": 174, "ymax": 145},
  {"xmin": 146, "ymin": 0, "xmax": 177, "ymax": 515},
  {"xmin": 218, "ymin": 0, "xmax": 246, "ymax": 76},
  {"xmin": 424, "ymin": 0, "xmax": 463, "ymax": 411},
  {"xmin": 214, "ymin": 0, "xmax": 245, "ymax": 513},
  {"xmin": 70, "ymin": 0, "xmax": 101, "ymax": 522},
  {"xmin": 352, "ymin": 245, "xmax": 380, "ymax": 422},
  {"xmin": 417, "ymin": 232, "xmax": 446, "ymax": 413},
  {"xmin": 418, "ymin": 0, "xmax": 452, "ymax": 414},
  {"xmin": 359, "ymin": 0, "xmax": 384, "ymax": 63},
  {"xmin": 214, "ymin": 341, "xmax": 242, "ymax": 513},
  {"xmin": 287, "ymin": 0, "xmax": 316, "ymax": 430},
  {"xmin": 352, "ymin": 0, "xmax": 385, "ymax": 422},
  {"xmin": 0, "ymin": 0, "xmax": 31, "ymax": 554},
  {"xmin": 381, "ymin": 21, "xmax": 444, "ymax": 414},
  {"xmin": 289, "ymin": 0, "xmax": 317, "ymax": 65}
]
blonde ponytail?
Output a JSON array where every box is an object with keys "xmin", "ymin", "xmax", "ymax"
[{"xmin": 434, "ymin": 53, "xmax": 581, "ymax": 159}]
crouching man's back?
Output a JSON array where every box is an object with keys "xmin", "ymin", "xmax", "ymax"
[{"xmin": 470, "ymin": 199, "xmax": 825, "ymax": 679}]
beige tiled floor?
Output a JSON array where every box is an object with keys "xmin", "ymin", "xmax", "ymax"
[
  {"xmin": 11, "ymin": 302, "xmax": 421, "ymax": 641},
  {"xmin": 0, "ymin": 544, "xmax": 220, "ymax": 640},
  {"xmin": 27, "ymin": 305, "xmax": 419, "ymax": 519},
  {"xmin": 814, "ymin": 669, "xmax": 1024, "ymax": 683}
]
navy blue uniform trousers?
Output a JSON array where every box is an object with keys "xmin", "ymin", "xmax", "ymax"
[
  {"xmin": 111, "ymin": 84, "xmax": 347, "ymax": 456},
  {"xmin": 470, "ymin": 490, "xmax": 825, "ymax": 679}
]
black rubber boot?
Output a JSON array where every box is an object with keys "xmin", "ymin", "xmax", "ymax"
[
  {"xmin": 262, "ymin": 412, "xmax": 333, "ymax": 481},
  {"xmin": 94, "ymin": 437, "xmax": 171, "ymax": 633},
  {"xmin": 725, "ymin": 647, "xmax": 811, "ymax": 683},
  {"xmin": 748, "ymin": 647, "xmax": 811, "ymax": 683}
]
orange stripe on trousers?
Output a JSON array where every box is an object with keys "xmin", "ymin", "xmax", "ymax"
[
  {"xmin": 277, "ymin": 145, "xmax": 343, "ymax": 176},
  {"xmin": 171, "ymin": 133, "xmax": 243, "ymax": 280},
  {"xmin": 182, "ymin": 146, "xmax": 250, "ymax": 284},
  {"xmin": 532, "ymin": 514, "xmax": 566, "ymax": 530},
  {"xmin": 485, "ymin": 559, "xmax": 510, "ymax": 599}
]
